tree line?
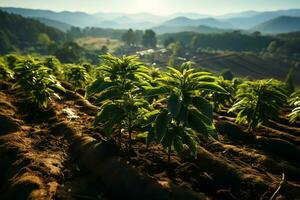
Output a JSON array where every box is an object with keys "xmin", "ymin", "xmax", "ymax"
[{"xmin": 0, "ymin": 10, "xmax": 65, "ymax": 54}]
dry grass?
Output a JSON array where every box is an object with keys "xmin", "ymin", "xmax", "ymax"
[{"xmin": 75, "ymin": 36, "xmax": 123, "ymax": 52}]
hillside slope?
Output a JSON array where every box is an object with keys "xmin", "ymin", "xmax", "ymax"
[
  {"xmin": 34, "ymin": 17, "xmax": 72, "ymax": 32},
  {"xmin": 0, "ymin": 10, "xmax": 65, "ymax": 53},
  {"xmin": 194, "ymin": 53, "xmax": 300, "ymax": 84},
  {"xmin": 153, "ymin": 25, "xmax": 232, "ymax": 34},
  {"xmin": 226, "ymin": 9, "xmax": 300, "ymax": 29},
  {"xmin": 252, "ymin": 16, "xmax": 300, "ymax": 34},
  {"xmin": 162, "ymin": 17, "xmax": 234, "ymax": 29},
  {"xmin": 0, "ymin": 7, "xmax": 100, "ymax": 27}
]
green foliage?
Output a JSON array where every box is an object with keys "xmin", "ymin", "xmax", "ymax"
[
  {"xmin": 285, "ymin": 68, "xmax": 295, "ymax": 95},
  {"xmin": 50, "ymin": 42, "xmax": 84, "ymax": 63},
  {"xmin": 164, "ymin": 37, "xmax": 175, "ymax": 48},
  {"xmin": 38, "ymin": 33, "xmax": 51, "ymax": 46},
  {"xmin": 142, "ymin": 29, "xmax": 157, "ymax": 48},
  {"xmin": 64, "ymin": 64, "xmax": 89, "ymax": 91},
  {"xmin": 221, "ymin": 69, "xmax": 234, "ymax": 80},
  {"xmin": 87, "ymin": 54, "xmax": 151, "ymax": 150},
  {"xmin": 212, "ymin": 77, "xmax": 234, "ymax": 111},
  {"xmin": 145, "ymin": 62, "xmax": 226, "ymax": 160},
  {"xmin": 0, "ymin": 10, "xmax": 65, "ymax": 54},
  {"xmin": 5, "ymin": 54, "xmax": 23, "ymax": 69},
  {"xmin": 168, "ymin": 41, "xmax": 184, "ymax": 67},
  {"xmin": 267, "ymin": 41, "xmax": 278, "ymax": 53},
  {"xmin": 0, "ymin": 58, "xmax": 14, "ymax": 80},
  {"xmin": 229, "ymin": 79, "xmax": 287, "ymax": 132},
  {"xmin": 122, "ymin": 29, "xmax": 137, "ymax": 46},
  {"xmin": 288, "ymin": 90, "xmax": 300, "ymax": 123},
  {"xmin": 13, "ymin": 58, "xmax": 65, "ymax": 109},
  {"xmin": 43, "ymin": 56, "xmax": 62, "ymax": 77}
]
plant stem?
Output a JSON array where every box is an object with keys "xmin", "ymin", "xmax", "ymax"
[
  {"xmin": 128, "ymin": 115, "xmax": 132, "ymax": 154},
  {"xmin": 128, "ymin": 130, "xmax": 132, "ymax": 152}
]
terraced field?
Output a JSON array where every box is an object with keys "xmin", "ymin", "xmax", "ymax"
[
  {"xmin": 195, "ymin": 53, "xmax": 300, "ymax": 84},
  {"xmin": 1, "ymin": 79, "xmax": 300, "ymax": 200}
]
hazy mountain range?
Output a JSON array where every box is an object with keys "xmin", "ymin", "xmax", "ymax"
[{"xmin": 1, "ymin": 7, "xmax": 300, "ymax": 34}]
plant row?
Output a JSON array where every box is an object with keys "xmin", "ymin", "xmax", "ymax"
[{"xmin": 0, "ymin": 54, "xmax": 299, "ymax": 160}]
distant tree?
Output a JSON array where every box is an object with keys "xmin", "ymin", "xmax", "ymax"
[
  {"xmin": 100, "ymin": 45, "xmax": 109, "ymax": 54},
  {"xmin": 0, "ymin": 31, "xmax": 13, "ymax": 54},
  {"xmin": 142, "ymin": 29, "xmax": 157, "ymax": 48},
  {"xmin": 38, "ymin": 33, "xmax": 51, "ymax": 46},
  {"xmin": 164, "ymin": 37, "xmax": 175, "ymax": 48},
  {"xmin": 168, "ymin": 41, "xmax": 184, "ymax": 67},
  {"xmin": 122, "ymin": 29, "xmax": 136, "ymax": 46},
  {"xmin": 267, "ymin": 41, "xmax": 278, "ymax": 53},
  {"xmin": 190, "ymin": 35, "xmax": 199, "ymax": 51},
  {"xmin": 221, "ymin": 69, "xmax": 234, "ymax": 80},
  {"xmin": 251, "ymin": 31, "xmax": 261, "ymax": 37},
  {"xmin": 285, "ymin": 68, "xmax": 295, "ymax": 95},
  {"xmin": 68, "ymin": 26, "xmax": 82, "ymax": 38},
  {"xmin": 50, "ymin": 42, "xmax": 84, "ymax": 63},
  {"xmin": 134, "ymin": 30, "xmax": 143, "ymax": 44}
]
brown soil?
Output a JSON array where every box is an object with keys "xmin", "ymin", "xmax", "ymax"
[{"xmin": 0, "ymin": 80, "xmax": 300, "ymax": 200}]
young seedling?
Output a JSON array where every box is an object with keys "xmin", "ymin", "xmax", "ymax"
[
  {"xmin": 229, "ymin": 79, "xmax": 287, "ymax": 132},
  {"xmin": 144, "ymin": 62, "xmax": 227, "ymax": 162},
  {"xmin": 86, "ymin": 54, "xmax": 152, "ymax": 152},
  {"xmin": 13, "ymin": 58, "xmax": 65, "ymax": 109},
  {"xmin": 288, "ymin": 90, "xmax": 300, "ymax": 123}
]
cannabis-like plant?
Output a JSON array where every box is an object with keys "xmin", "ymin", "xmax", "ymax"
[
  {"xmin": 13, "ymin": 58, "xmax": 65, "ymax": 109},
  {"xmin": 86, "ymin": 54, "xmax": 152, "ymax": 151},
  {"xmin": 144, "ymin": 62, "xmax": 227, "ymax": 161},
  {"xmin": 64, "ymin": 64, "xmax": 89, "ymax": 91},
  {"xmin": 208, "ymin": 77, "xmax": 235, "ymax": 111},
  {"xmin": 43, "ymin": 56, "xmax": 62, "ymax": 77},
  {"xmin": 229, "ymin": 79, "xmax": 287, "ymax": 132},
  {"xmin": 0, "ymin": 58, "xmax": 14, "ymax": 80},
  {"xmin": 288, "ymin": 90, "xmax": 300, "ymax": 123}
]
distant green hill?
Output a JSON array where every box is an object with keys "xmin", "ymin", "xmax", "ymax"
[
  {"xmin": 0, "ymin": 10, "xmax": 65, "ymax": 54},
  {"xmin": 251, "ymin": 16, "xmax": 300, "ymax": 34},
  {"xmin": 225, "ymin": 9, "xmax": 300, "ymax": 29},
  {"xmin": 34, "ymin": 17, "xmax": 72, "ymax": 32},
  {"xmin": 162, "ymin": 17, "xmax": 234, "ymax": 29},
  {"xmin": 153, "ymin": 25, "xmax": 232, "ymax": 34},
  {"xmin": 194, "ymin": 53, "xmax": 300, "ymax": 84},
  {"xmin": 0, "ymin": 7, "xmax": 100, "ymax": 27}
]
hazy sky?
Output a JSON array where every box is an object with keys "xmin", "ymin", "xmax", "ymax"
[{"xmin": 0, "ymin": 0, "xmax": 300, "ymax": 15}]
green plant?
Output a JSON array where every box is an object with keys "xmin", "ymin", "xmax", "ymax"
[
  {"xmin": 0, "ymin": 58, "xmax": 14, "ymax": 80},
  {"xmin": 144, "ymin": 62, "xmax": 227, "ymax": 161},
  {"xmin": 229, "ymin": 79, "xmax": 287, "ymax": 132},
  {"xmin": 13, "ymin": 58, "xmax": 65, "ymax": 109},
  {"xmin": 285, "ymin": 68, "xmax": 295, "ymax": 95},
  {"xmin": 212, "ymin": 77, "xmax": 235, "ymax": 111},
  {"xmin": 64, "ymin": 64, "xmax": 89, "ymax": 91},
  {"xmin": 43, "ymin": 56, "xmax": 62, "ymax": 77},
  {"xmin": 288, "ymin": 90, "xmax": 300, "ymax": 123},
  {"xmin": 86, "ymin": 54, "xmax": 151, "ymax": 151}
]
